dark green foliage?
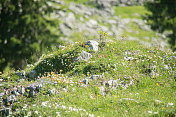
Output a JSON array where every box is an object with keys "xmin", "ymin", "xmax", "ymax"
[
  {"xmin": 145, "ymin": 0, "xmax": 176, "ymax": 51},
  {"xmin": 0, "ymin": 0, "xmax": 61, "ymax": 71},
  {"xmin": 35, "ymin": 49, "xmax": 80, "ymax": 75}
]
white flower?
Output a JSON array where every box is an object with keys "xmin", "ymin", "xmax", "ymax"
[
  {"xmin": 155, "ymin": 100, "xmax": 162, "ymax": 103},
  {"xmin": 35, "ymin": 111, "xmax": 38, "ymax": 115},
  {"xmin": 42, "ymin": 101, "xmax": 49, "ymax": 107},
  {"xmin": 69, "ymin": 107, "xmax": 73, "ymax": 111},
  {"xmin": 167, "ymin": 103, "xmax": 174, "ymax": 107},
  {"xmin": 56, "ymin": 112, "xmax": 61, "ymax": 117},
  {"xmin": 154, "ymin": 112, "xmax": 158, "ymax": 114},
  {"xmin": 61, "ymin": 105, "xmax": 66, "ymax": 109},
  {"xmin": 148, "ymin": 111, "xmax": 152, "ymax": 114}
]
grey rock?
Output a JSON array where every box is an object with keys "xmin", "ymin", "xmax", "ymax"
[
  {"xmin": 58, "ymin": 11, "xmax": 66, "ymax": 17},
  {"xmin": 29, "ymin": 70, "xmax": 37, "ymax": 80},
  {"xmin": 82, "ymin": 79, "xmax": 89, "ymax": 85},
  {"xmin": 99, "ymin": 86, "xmax": 105, "ymax": 96},
  {"xmin": 48, "ymin": 88, "xmax": 57, "ymax": 95},
  {"xmin": 90, "ymin": 75, "xmax": 103, "ymax": 80},
  {"xmin": 96, "ymin": 0, "xmax": 112, "ymax": 9},
  {"xmin": 86, "ymin": 19, "xmax": 98, "ymax": 28},
  {"xmin": 65, "ymin": 12, "xmax": 76, "ymax": 29},
  {"xmin": 17, "ymin": 78, "xmax": 25, "ymax": 83},
  {"xmin": 107, "ymin": 79, "xmax": 118, "ymax": 87},
  {"xmin": 76, "ymin": 50, "xmax": 92, "ymax": 61},
  {"xmin": 59, "ymin": 23, "xmax": 72, "ymax": 37},
  {"xmin": 84, "ymin": 40, "xmax": 99, "ymax": 51},
  {"xmin": 7, "ymin": 94, "xmax": 17, "ymax": 103},
  {"xmin": 15, "ymin": 71, "xmax": 25, "ymax": 77}
]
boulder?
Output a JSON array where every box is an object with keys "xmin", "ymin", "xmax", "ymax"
[
  {"xmin": 96, "ymin": 0, "xmax": 112, "ymax": 9},
  {"xmin": 86, "ymin": 19, "xmax": 98, "ymax": 28},
  {"xmin": 76, "ymin": 50, "xmax": 92, "ymax": 61},
  {"xmin": 65, "ymin": 12, "xmax": 75, "ymax": 29},
  {"xmin": 84, "ymin": 40, "xmax": 99, "ymax": 51},
  {"xmin": 59, "ymin": 23, "xmax": 72, "ymax": 37}
]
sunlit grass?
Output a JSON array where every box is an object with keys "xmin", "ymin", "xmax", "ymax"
[{"xmin": 114, "ymin": 6, "xmax": 151, "ymax": 19}]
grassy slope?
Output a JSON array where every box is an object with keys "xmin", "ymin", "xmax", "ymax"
[
  {"xmin": 1, "ymin": 3, "xmax": 176, "ymax": 117},
  {"xmin": 2, "ymin": 39, "xmax": 175, "ymax": 117}
]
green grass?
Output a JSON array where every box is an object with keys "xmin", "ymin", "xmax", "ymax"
[
  {"xmin": 114, "ymin": 6, "xmax": 151, "ymax": 19},
  {"xmin": 2, "ymin": 38, "xmax": 176, "ymax": 117},
  {"xmin": 1, "ymin": 2, "xmax": 175, "ymax": 117},
  {"xmin": 123, "ymin": 22, "xmax": 159, "ymax": 42}
]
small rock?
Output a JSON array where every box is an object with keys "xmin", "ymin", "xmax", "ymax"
[
  {"xmin": 29, "ymin": 70, "xmax": 37, "ymax": 80},
  {"xmin": 48, "ymin": 88, "xmax": 57, "ymax": 95},
  {"xmin": 107, "ymin": 79, "xmax": 118, "ymax": 87},
  {"xmin": 90, "ymin": 75, "xmax": 102, "ymax": 80},
  {"xmin": 15, "ymin": 71, "xmax": 25, "ymax": 78},
  {"xmin": 4, "ymin": 95, "xmax": 17, "ymax": 105},
  {"xmin": 84, "ymin": 40, "xmax": 99, "ymax": 51},
  {"xmin": 17, "ymin": 78, "xmax": 25, "ymax": 83},
  {"xmin": 87, "ymin": 19, "xmax": 97, "ymax": 27},
  {"xmin": 82, "ymin": 79, "xmax": 89, "ymax": 85},
  {"xmin": 99, "ymin": 86, "xmax": 105, "ymax": 96},
  {"xmin": 76, "ymin": 50, "xmax": 92, "ymax": 61}
]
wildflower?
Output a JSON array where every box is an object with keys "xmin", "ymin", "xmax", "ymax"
[
  {"xmin": 156, "ymin": 83, "xmax": 159, "ymax": 86},
  {"xmin": 148, "ymin": 111, "xmax": 152, "ymax": 114},
  {"xmin": 167, "ymin": 102, "xmax": 174, "ymax": 107},
  {"xmin": 56, "ymin": 112, "xmax": 61, "ymax": 117},
  {"xmin": 87, "ymin": 72, "xmax": 90, "ymax": 76},
  {"xmin": 35, "ymin": 111, "xmax": 38, "ymax": 115},
  {"xmin": 7, "ymin": 102, "xmax": 10, "ymax": 105}
]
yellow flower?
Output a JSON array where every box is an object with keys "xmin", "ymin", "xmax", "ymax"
[
  {"xmin": 97, "ymin": 95, "xmax": 100, "ymax": 97},
  {"xmin": 7, "ymin": 102, "xmax": 10, "ymax": 105},
  {"xmin": 27, "ymin": 89, "xmax": 30, "ymax": 92},
  {"xmin": 156, "ymin": 83, "xmax": 159, "ymax": 86},
  {"xmin": 98, "ymin": 31, "xmax": 102, "ymax": 34}
]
